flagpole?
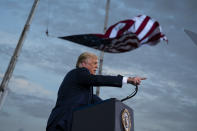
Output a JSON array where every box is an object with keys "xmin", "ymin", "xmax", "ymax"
[
  {"xmin": 0, "ymin": 0, "xmax": 40, "ymax": 111},
  {"xmin": 96, "ymin": 0, "xmax": 110, "ymax": 96},
  {"xmin": 184, "ymin": 29, "xmax": 197, "ymax": 46}
]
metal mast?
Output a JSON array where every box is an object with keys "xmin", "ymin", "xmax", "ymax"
[
  {"xmin": 184, "ymin": 29, "xmax": 197, "ymax": 46},
  {"xmin": 96, "ymin": 0, "xmax": 110, "ymax": 96},
  {"xmin": 0, "ymin": 0, "xmax": 40, "ymax": 110}
]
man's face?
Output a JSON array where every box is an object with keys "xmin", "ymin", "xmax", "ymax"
[{"xmin": 83, "ymin": 57, "xmax": 98, "ymax": 75}]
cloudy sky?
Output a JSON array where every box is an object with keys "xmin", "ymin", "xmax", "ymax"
[{"xmin": 0, "ymin": 0, "xmax": 197, "ymax": 131}]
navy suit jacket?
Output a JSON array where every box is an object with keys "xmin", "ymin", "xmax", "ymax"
[{"xmin": 46, "ymin": 67, "xmax": 123, "ymax": 131}]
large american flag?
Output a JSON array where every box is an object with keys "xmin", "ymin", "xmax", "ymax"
[{"xmin": 59, "ymin": 15, "xmax": 167, "ymax": 53}]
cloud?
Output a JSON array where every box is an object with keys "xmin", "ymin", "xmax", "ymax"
[
  {"xmin": 17, "ymin": 128, "xmax": 25, "ymax": 131},
  {"xmin": 0, "ymin": 74, "xmax": 55, "ymax": 130},
  {"xmin": 0, "ymin": 111, "xmax": 10, "ymax": 117},
  {"xmin": 6, "ymin": 91, "xmax": 55, "ymax": 119},
  {"xmin": 1, "ymin": 71, "xmax": 55, "ymax": 119},
  {"xmin": 0, "ymin": 90, "xmax": 54, "ymax": 131},
  {"xmin": 1, "ymin": 72, "xmax": 55, "ymax": 119},
  {"xmin": 0, "ymin": 31, "xmax": 18, "ymax": 46},
  {"xmin": 8, "ymin": 75, "xmax": 53, "ymax": 98},
  {"xmin": 32, "ymin": 0, "xmax": 106, "ymax": 35}
]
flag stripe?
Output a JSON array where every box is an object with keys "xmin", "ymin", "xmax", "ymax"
[
  {"xmin": 111, "ymin": 38, "xmax": 138, "ymax": 49},
  {"xmin": 140, "ymin": 21, "xmax": 159, "ymax": 43},
  {"xmin": 104, "ymin": 23, "xmax": 119, "ymax": 38},
  {"xmin": 109, "ymin": 23, "xmax": 126, "ymax": 38},
  {"xmin": 135, "ymin": 16, "xmax": 150, "ymax": 36},
  {"xmin": 133, "ymin": 15, "xmax": 146, "ymax": 33},
  {"xmin": 116, "ymin": 20, "xmax": 134, "ymax": 38},
  {"xmin": 147, "ymin": 33, "xmax": 162, "ymax": 44},
  {"xmin": 138, "ymin": 17, "xmax": 155, "ymax": 41}
]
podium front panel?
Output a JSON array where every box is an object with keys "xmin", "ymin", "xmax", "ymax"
[
  {"xmin": 72, "ymin": 98, "xmax": 134, "ymax": 131},
  {"xmin": 115, "ymin": 100, "xmax": 134, "ymax": 131}
]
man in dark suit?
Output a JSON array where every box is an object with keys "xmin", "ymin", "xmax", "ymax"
[{"xmin": 46, "ymin": 52, "xmax": 146, "ymax": 131}]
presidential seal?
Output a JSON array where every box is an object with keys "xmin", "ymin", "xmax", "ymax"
[{"xmin": 121, "ymin": 109, "xmax": 131, "ymax": 131}]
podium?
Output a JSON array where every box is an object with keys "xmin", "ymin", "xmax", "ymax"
[{"xmin": 72, "ymin": 98, "xmax": 134, "ymax": 131}]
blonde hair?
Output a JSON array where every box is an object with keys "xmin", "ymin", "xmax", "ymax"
[{"xmin": 76, "ymin": 52, "xmax": 97, "ymax": 68}]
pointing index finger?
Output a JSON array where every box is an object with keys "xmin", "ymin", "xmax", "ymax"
[{"xmin": 141, "ymin": 77, "xmax": 147, "ymax": 80}]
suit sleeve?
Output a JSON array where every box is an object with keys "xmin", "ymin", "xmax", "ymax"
[{"xmin": 76, "ymin": 68, "xmax": 123, "ymax": 88}]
